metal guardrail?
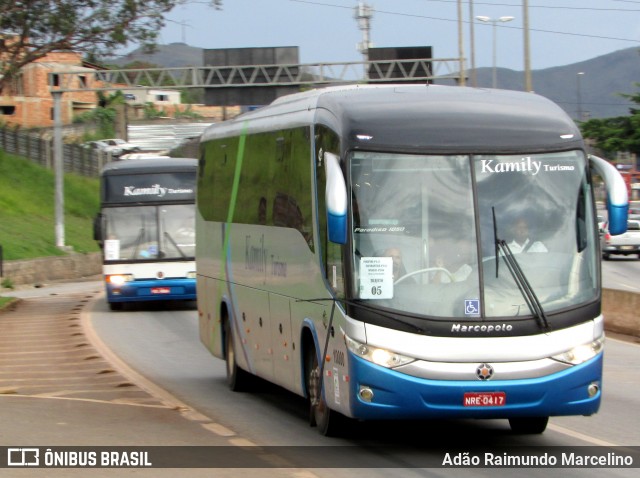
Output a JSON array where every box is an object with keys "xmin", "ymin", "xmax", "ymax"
[
  {"xmin": 128, "ymin": 123, "xmax": 212, "ymax": 152},
  {"xmin": 0, "ymin": 128, "xmax": 113, "ymax": 177},
  {"xmin": 0, "ymin": 123, "xmax": 211, "ymax": 176},
  {"xmin": 48, "ymin": 58, "xmax": 462, "ymax": 93}
]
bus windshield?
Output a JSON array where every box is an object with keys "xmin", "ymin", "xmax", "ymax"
[
  {"xmin": 103, "ymin": 204, "xmax": 195, "ymax": 261},
  {"xmin": 350, "ymin": 150, "xmax": 598, "ymax": 320}
]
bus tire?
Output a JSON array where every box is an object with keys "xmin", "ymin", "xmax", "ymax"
[
  {"xmin": 224, "ymin": 319, "xmax": 252, "ymax": 392},
  {"xmin": 109, "ymin": 302, "xmax": 123, "ymax": 311},
  {"xmin": 305, "ymin": 344, "xmax": 345, "ymax": 437},
  {"xmin": 508, "ymin": 416, "xmax": 549, "ymax": 434}
]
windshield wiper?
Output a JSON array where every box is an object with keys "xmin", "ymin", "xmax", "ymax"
[
  {"xmin": 492, "ymin": 208, "xmax": 500, "ymax": 278},
  {"xmin": 492, "ymin": 208, "xmax": 550, "ymax": 331},
  {"xmin": 132, "ymin": 227, "xmax": 145, "ymax": 260},
  {"xmin": 164, "ymin": 232, "xmax": 186, "ymax": 258}
]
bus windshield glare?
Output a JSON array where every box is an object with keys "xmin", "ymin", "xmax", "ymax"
[
  {"xmin": 103, "ymin": 204, "xmax": 195, "ymax": 261},
  {"xmin": 351, "ymin": 150, "xmax": 598, "ymax": 320}
]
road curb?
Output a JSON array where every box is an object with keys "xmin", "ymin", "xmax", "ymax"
[{"xmin": 80, "ymin": 292, "xmax": 194, "ymax": 414}]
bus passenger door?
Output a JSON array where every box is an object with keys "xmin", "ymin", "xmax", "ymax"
[
  {"xmin": 269, "ymin": 293, "xmax": 294, "ymax": 389},
  {"xmin": 235, "ymin": 287, "xmax": 272, "ymax": 379}
]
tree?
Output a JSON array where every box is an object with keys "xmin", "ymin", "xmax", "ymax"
[
  {"xmin": 0, "ymin": 1, "xmax": 223, "ymax": 89},
  {"xmin": 580, "ymin": 83, "xmax": 640, "ymax": 159}
]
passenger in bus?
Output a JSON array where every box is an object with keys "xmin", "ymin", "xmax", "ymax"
[
  {"xmin": 382, "ymin": 247, "xmax": 412, "ymax": 282},
  {"xmin": 508, "ymin": 218, "xmax": 548, "ymax": 253}
]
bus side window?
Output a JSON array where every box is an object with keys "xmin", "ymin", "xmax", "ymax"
[
  {"xmin": 328, "ymin": 244, "xmax": 344, "ymax": 296},
  {"xmin": 316, "ymin": 125, "xmax": 345, "ymax": 297}
]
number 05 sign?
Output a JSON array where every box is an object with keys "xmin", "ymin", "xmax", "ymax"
[{"xmin": 359, "ymin": 257, "xmax": 393, "ymax": 299}]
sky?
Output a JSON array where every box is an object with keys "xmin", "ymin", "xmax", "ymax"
[{"xmin": 152, "ymin": 0, "xmax": 640, "ymax": 72}]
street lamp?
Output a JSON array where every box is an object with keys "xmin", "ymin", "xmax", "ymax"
[
  {"xmin": 577, "ymin": 72, "xmax": 585, "ymax": 121},
  {"xmin": 476, "ymin": 15, "xmax": 514, "ymax": 88}
]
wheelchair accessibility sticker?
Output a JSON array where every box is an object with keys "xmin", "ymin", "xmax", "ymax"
[{"xmin": 465, "ymin": 299, "xmax": 480, "ymax": 317}]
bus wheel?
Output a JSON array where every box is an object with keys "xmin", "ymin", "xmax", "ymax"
[
  {"xmin": 109, "ymin": 302, "xmax": 123, "ymax": 311},
  {"xmin": 508, "ymin": 416, "xmax": 549, "ymax": 434},
  {"xmin": 306, "ymin": 346, "xmax": 345, "ymax": 436},
  {"xmin": 224, "ymin": 320, "xmax": 252, "ymax": 392}
]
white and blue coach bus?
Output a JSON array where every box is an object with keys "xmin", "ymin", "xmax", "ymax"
[
  {"xmin": 94, "ymin": 157, "xmax": 197, "ymax": 310},
  {"xmin": 195, "ymin": 85, "xmax": 628, "ymax": 436}
]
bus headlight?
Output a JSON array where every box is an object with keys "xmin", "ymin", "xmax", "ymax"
[
  {"xmin": 187, "ymin": 271, "xmax": 197, "ymax": 279},
  {"xmin": 552, "ymin": 336, "xmax": 604, "ymax": 365},
  {"xmin": 345, "ymin": 336, "xmax": 414, "ymax": 368},
  {"xmin": 107, "ymin": 274, "xmax": 134, "ymax": 286}
]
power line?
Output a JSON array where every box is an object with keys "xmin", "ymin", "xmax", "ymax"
[
  {"xmin": 408, "ymin": 0, "xmax": 640, "ymax": 12},
  {"xmin": 289, "ymin": 0, "xmax": 640, "ymax": 44}
]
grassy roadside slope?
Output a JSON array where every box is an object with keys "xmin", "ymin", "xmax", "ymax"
[{"xmin": 0, "ymin": 150, "xmax": 100, "ymax": 261}]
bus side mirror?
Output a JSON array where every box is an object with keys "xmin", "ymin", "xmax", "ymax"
[
  {"xmin": 589, "ymin": 155, "xmax": 628, "ymax": 235},
  {"xmin": 324, "ymin": 152, "xmax": 347, "ymax": 244},
  {"xmin": 93, "ymin": 213, "xmax": 103, "ymax": 243}
]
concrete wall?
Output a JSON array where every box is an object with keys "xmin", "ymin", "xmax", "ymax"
[
  {"xmin": 0, "ymin": 254, "xmax": 637, "ymax": 340},
  {"xmin": 1, "ymin": 253, "xmax": 101, "ymax": 287},
  {"xmin": 602, "ymin": 289, "xmax": 640, "ymax": 339}
]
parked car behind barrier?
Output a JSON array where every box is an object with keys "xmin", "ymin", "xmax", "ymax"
[
  {"xmin": 602, "ymin": 219, "xmax": 640, "ymax": 260},
  {"xmin": 83, "ymin": 139, "xmax": 142, "ymax": 158}
]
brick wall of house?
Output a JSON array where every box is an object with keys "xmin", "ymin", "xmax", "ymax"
[
  {"xmin": 1, "ymin": 49, "xmax": 239, "ymax": 129},
  {"xmin": 1, "ymin": 50, "xmax": 99, "ymax": 128},
  {"xmin": 7, "ymin": 96, "xmax": 57, "ymax": 128}
]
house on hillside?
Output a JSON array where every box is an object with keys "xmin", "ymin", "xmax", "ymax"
[
  {"xmin": 0, "ymin": 43, "xmax": 104, "ymax": 128},
  {"xmin": 0, "ymin": 33, "xmax": 239, "ymax": 128},
  {"xmin": 122, "ymin": 88, "xmax": 235, "ymax": 121},
  {"xmin": 123, "ymin": 89, "xmax": 181, "ymax": 105}
]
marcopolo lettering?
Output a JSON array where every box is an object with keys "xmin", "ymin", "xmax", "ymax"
[
  {"xmin": 451, "ymin": 323, "xmax": 513, "ymax": 333},
  {"xmin": 480, "ymin": 157, "xmax": 541, "ymax": 176}
]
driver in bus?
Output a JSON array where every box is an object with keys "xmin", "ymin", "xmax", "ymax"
[{"xmin": 508, "ymin": 218, "xmax": 548, "ymax": 254}]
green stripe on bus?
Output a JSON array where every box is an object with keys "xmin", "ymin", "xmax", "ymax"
[{"xmin": 221, "ymin": 121, "xmax": 249, "ymax": 274}]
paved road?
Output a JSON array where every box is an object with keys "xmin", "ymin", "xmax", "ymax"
[
  {"xmin": 1, "ymin": 276, "xmax": 638, "ymax": 476},
  {"xmin": 0, "ymin": 281, "xmax": 308, "ymax": 477}
]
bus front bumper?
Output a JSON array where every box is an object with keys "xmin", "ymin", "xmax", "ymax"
[
  {"xmin": 106, "ymin": 278, "xmax": 197, "ymax": 303},
  {"xmin": 346, "ymin": 352, "xmax": 602, "ymax": 420}
]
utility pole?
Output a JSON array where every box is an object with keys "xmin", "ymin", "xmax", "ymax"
[
  {"xmin": 52, "ymin": 91, "xmax": 65, "ymax": 249},
  {"xmin": 523, "ymin": 0, "xmax": 533, "ymax": 91},
  {"xmin": 457, "ymin": 0, "xmax": 465, "ymax": 86},
  {"xmin": 178, "ymin": 20, "xmax": 191, "ymax": 44},
  {"xmin": 354, "ymin": 1, "xmax": 373, "ymax": 79},
  {"xmin": 469, "ymin": 0, "xmax": 477, "ymax": 87}
]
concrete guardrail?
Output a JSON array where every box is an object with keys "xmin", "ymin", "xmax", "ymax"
[{"xmin": 0, "ymin": 253, "xmax": 637, "ymax": 341}]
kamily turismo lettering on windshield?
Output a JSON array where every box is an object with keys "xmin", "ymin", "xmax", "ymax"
[{"xmin": 123, "ymin": 184, "xmax": 194, "ymax": 197}]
